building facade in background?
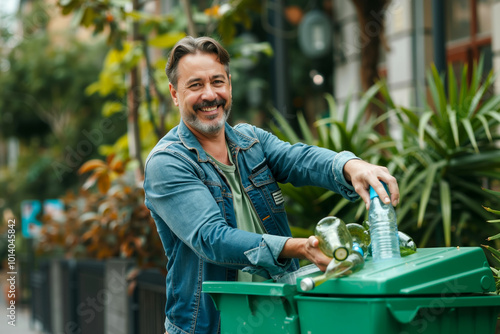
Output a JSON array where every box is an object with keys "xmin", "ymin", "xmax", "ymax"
[{"xmin": 334, "ymin": 0, "xmax": 497, "ymax": 111}]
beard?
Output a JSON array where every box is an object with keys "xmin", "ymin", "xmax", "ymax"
[{"xmin": 183, "ymin": 98, "xmax": 231, "ymax": 135}]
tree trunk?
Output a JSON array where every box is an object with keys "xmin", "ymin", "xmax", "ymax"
[
  {"xmin": 181, "ymin": 0, "xmax": 198, "ymax": 37},
  {"xmin": 128, "ymin": 0, "xmax": 144, "ymax": 179},
  {"xmin": 351, "ymin": 0, "xmax": 391, "ymax": 134}
]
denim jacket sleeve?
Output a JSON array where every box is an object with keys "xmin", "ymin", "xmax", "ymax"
[
  {"xmin": 143, "ymin": 146, "xmax": 292, "ymax": 278},
  {"xmin": 242, "ymin": 125, "xmax": 360, "ymax": 201}
]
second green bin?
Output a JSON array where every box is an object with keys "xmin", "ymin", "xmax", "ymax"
[{"xmin": 296, "ymin": 247, "xmax": 500, "ymax": 334}]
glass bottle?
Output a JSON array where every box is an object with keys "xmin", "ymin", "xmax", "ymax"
[
  {"xmin": 398, "ymin": 231, "xmax": 417, "ymax": 256},
  {"xmin": 300, "ymin": 249, "xmax": 364, "ymax": 291},
  {"xmin": 346, "ymin": 223, "xmax": 371, "ymax": 259},
  {"xmin": 315, "ymin": 216, "xmax": 352, "ymax": 261},
  {"xmin": 300, "ymin": 219, "xmax": 366, "ymax": 292}
]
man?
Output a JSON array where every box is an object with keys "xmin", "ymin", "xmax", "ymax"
[{"xmin": 143, "ymin": 36, "xmax": 399, "ymax": 334}]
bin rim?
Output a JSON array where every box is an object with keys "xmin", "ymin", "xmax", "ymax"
[{"xmin": 202, "ymin": 280, "xmax": 297, "ymax": 297}]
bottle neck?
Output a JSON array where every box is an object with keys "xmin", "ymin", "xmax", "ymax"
[
  {"xmin": 369, "ymin": 182, "xmax": 389, "ymax": 201},
  {"xmin": 352, "ymin": 242, "xmax": 364, "ymax": 257}
]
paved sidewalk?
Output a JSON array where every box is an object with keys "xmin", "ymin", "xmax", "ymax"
[{"xmin": 1, "ymin": 290, "xmax": 42, "ymax": 334}]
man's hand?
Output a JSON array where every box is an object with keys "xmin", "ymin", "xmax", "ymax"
[
  {"xmin": 280, "ymin": 236, "xmax": 332, "ymax": 272},
  {"xmin": 343, "ymin": 159, "xmax": 399, "ymax": 209}
]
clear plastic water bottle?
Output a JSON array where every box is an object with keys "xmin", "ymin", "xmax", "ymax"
[
  {"xmin": 363, "ymin": 220, "xmax": 417, "ymax": 257},
  {"xmin": 368, "ymin": 182, "xmax": 400, "ymax": 262}
]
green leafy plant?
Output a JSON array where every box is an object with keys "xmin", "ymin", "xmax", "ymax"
[
  {"xmin": 381, "ymin": 59, "xmax": 500, "ymax": 247},
  {"xmin": 270, "ymin": 84, "xmax": 397, "ymax": 232},
  {"xmin": 0, "ymin": 7, "xmax": 123, "ymax": 218},
  {"xmin": 481, "ymin": 187, "xmax": 500, "ymax": 294}
]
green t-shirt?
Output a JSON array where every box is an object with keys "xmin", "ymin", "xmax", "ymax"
[{"xmin": 208, "ymin": 146, "xmax": 267, "ymax": 282}]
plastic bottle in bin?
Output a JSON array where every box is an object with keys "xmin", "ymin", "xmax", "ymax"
[
  {"xmin": 363, "ymin": 220, "xmax": 417, "ymax": 257},
  {"xmin": 368, "ymin": 182, "xmax": 400, "ymax": 262},
  {"xmin": 315, "ymin": 216, "xmax": 352, "ymax": 261}
]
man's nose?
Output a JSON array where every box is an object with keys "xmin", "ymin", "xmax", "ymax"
[{"xmin": 201, "ymin": 84, "xmax": 217, "ymax": 100}]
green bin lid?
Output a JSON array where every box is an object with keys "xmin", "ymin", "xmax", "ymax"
[{"xmin": 297, "ymin": 247, "xmax": 495, "ymax": 295}]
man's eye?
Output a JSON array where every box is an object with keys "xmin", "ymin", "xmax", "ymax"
[{"xmin": 189, "ymin": 83, "xmax": 201, "ymax": 88}]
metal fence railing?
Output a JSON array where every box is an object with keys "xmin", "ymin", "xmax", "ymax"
[
  {"xmin": 31, "ymin": 260, "xmax": 167, "ymax": 334},
  {"xmin": 132, "ymin": 269, "xmax": 166, "ymax": 334},
  {"xmin": 76, "ymin": 260, "xmax": 106, "ymax": 334},
  {"xmin": 31, "ymin": 260, "xmax": 52, "ymax": 333},
  {"xmin": 60, "ymin": 259, "xmax": 78, "ymax": 331}
]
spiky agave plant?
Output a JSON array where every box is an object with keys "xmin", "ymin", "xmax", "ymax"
[
  {"xmin": 269, "ymin": 83, "xmax": 397, "ymax": 233},
  {"xmin": 482, "ymin": 187, "xmax": 500, "ymax": 294},
  {"xmin": 381, "ymin": 58, "xmax": 500, "ymax": 247}
]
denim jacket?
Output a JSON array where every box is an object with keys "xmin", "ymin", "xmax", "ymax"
[{"xmin": 143, "ymin": 120, "xmax": 360, "ymax": 334}]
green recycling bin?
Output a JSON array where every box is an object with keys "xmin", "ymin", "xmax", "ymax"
[
  {"xmin": 296, "ymin": 247, "xmax": 500, "ymax": 333},
  {"xmin": 203, "ymin": 281, "xmax": 300, "ymax": 334},
  {"xmin": 203, "ymin": 247, "xmax": 500, "ymax": 334}
]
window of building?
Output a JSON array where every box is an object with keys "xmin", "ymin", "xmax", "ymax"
[{"xmin": 445, "ymin": 0, "xmax": 492, "ymax": 81}]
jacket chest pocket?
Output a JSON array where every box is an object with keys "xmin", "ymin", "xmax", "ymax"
[{"xmin": 248, "ymin": 165, "xmax": 285, "ymax": 213}]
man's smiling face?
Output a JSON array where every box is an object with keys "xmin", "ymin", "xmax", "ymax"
[{"xmin": 169, "ymin": 52, "xmax": 232, "ymax": 137}]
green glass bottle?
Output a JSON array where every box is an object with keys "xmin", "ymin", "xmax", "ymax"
[
  {"xmin": 346, "ymin": 223, "xmax": 371, "ymax": 259},
  {"xmin": 398, "ymin": 231, "xmax": 417, "ymax": 256},
  {"xmin": 301, "ymin": 218, "xmax": 367, "ymax": 292},
  {"xmin": 315, "ymin": 216, "xmax": 352, "ymax": 261},
  {"xmin": 300, "ymin": 249, "xmax": 365, "ymax": 291}
]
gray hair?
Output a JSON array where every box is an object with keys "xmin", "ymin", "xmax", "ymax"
[{"xmin": 166, "ymin": 36, "xmax": 231, "ymax": 89}]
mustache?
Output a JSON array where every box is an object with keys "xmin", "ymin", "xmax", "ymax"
[{"xmin": 193, "ymin": 99, "xmax": 227, "ymax": 110}]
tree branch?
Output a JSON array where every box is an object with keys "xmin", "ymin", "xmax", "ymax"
[{"xmin": 181, "ymin": 0, "xmax": 198, "ymax": 37}]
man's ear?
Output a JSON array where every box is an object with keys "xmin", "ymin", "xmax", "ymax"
[{"xmin": 169, "ymin": 82, "xmax": 179, "ymax": 106}]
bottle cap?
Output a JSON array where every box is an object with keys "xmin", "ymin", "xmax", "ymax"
[
  {"xmin": 369, "ymin": 181, "xmax": 390, "ymax": 200},
  {"xmin": 300, "ymin": 278, "xmax": 315, "ymax": 291}
]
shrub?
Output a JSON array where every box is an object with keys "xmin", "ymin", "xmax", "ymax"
[{"xmin": 37, "ymin": 156, "xmax": 165, "ymax": 269}]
